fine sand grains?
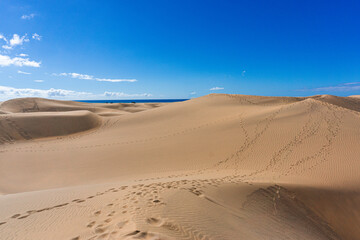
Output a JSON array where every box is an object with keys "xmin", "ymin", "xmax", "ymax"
[{"xmin": 0, "ymin": 94, "xmax": 359, "ymax": 239}]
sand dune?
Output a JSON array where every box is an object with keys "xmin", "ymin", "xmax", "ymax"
[
  {"xmin": 0, "ymin": 98, "xmax": 166, "ymax": 143},
  {"xmin": 311, "ymin": 94, "xmax": 360, "ymax": 112},
  {"xmin": 0, "ymin": 97, "xmax": 165, "ymax": 114},
  {"xmin": 0, "ymin": 94, "xmax": 359, "ymax": 239},
  {"xmin": 0, "ymin": 110, "xmax": 101, "ymax": 144}
]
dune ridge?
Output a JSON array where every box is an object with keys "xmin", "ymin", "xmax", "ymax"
[{"xmin": 0, "ymin": 94, "xmax": 359, "ymax": 239}]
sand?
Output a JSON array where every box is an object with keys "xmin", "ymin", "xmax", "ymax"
[{"xmin": 0, "ymin": 94, "xmax": 359, "ymax": 239}]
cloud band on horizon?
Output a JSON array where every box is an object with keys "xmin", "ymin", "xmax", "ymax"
[
  {"xmin": 299, "ymin": 82, "xmax": 360, "ymax": 92},
  {"xmin": 0, "ymin": 85, "xmax": 152, "ymax": 101},
  {"xmin": 53, "ymin": 72, "xmax": 137, "ymax": 82},
  {"xmin": 0, "ymin": 54, "xmax": 41, "ymax": 67},
  {"xmin": 210, "ymin": 87, "xmax": 224, "ymax": 91}
]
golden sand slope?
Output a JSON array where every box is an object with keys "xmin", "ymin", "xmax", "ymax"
[
  {"xmin": 0, "ymin": 111, "xmax": 101, "ymax": 143},
  {"xmin": 0, "ymin": 98, "xmax": 167, "ymax": 143},
  {"xmin": 0, "ymin": 94, "xmax": 359, "ymax": 239}
]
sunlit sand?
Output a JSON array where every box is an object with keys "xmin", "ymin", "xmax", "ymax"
[{"xmin": 0, "ymin": 94, "xmax": 359, "ymax": 239}]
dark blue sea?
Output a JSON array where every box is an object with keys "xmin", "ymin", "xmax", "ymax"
[{"xmin": 76, "ymin": 99, "xmax": 188, "ymax": 103}]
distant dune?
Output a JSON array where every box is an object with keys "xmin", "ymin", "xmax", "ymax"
[
  {"xmin": 0, "ymin": 94, "xmax": 359, "ymax": 239},
  {"xmin": 0, "ymin": 110, "xmax": 101, "ymax": 143},
  {"xmin": 0, "ymin": 97, "xmax": 165, "ymax": 114},
  {"xmin": 0, "ymin": 98, "xmax": 167, "ymax": 143}
]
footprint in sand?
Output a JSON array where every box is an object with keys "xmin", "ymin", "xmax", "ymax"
[
  {"xmin": 54, "ymin": 203, "xmax": 69, "ymax": 208},
  {"xmin": 94, "ymin": 210, "xmax": 101, "ymax": 216},
  {"xmin": 125, "ymin": 230, "xmax": 140, "ymax": 236},
  {"xmin": 104, "ymin": 218, "xmax": 112, "ymax": 223},
  {"xmin": 87, "ymin": 221, "xmax": 96, "ymax": 228},
  {"xmin": 11, "ymin": 214, "xmax": 21, "ymax": 218},
  {"xmin": 97, "ymin": 232, "xmax": 109, "ymax": 239},
  {"xmin": 117, "ymin": 221, "xmax": 128, "ymax": 229},
  {"xmin": 107, "ymin": 211, "xmax": 116, "ymax": 216},
  {"xmin": 110, "ymin": 230, "xmax": 118, "ymax": 237},
  {"xmin": 146, "ymin": 217, "xmax": 164, "ymax": 227},
  {"xmin": 124, "ymin": 230, "xmax": 161, "ymax": 239},
  {"xmin": 94, "ymin": 225, "xmax": 107, "ymax": 233}
]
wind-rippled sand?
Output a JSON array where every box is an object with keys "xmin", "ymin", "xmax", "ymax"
[{"xmin": 0, "ymin": 94, "xmax": 359, "ymax": 239}]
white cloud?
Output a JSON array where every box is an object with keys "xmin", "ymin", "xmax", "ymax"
[
  {"xmin": 0, "ymin": 85, "xmax": 91, "ymax": 100},
  {"xmin": 69, "ymin": 73, "xmax": 93, "ymax": 80},
  {"xmin": 17, "ymin": 70, "xmax": 31, "ymax": 74},
  {"xmin": 34, "ymin": 80, "xmax": 44, "ymax": 82},
  {"xmin": 190, "ymin": 91, "xmax": 196, "ymax": 95},
  {"xmin": 21, "ymin": 14, "xmax": 35, "ymax": 20},
  {"xmin": 0, "ymin": 85, "xmax": 152, "ymax": 101},
  {"xmin": 0, "ymin": 54, "xmax": 41, "ymax": 67},
  {"xmin": 10, "ymin": 34, "xmax": 28, "ymax": 45},
  {"xmin": 210, "ymin": 87, "xmax": 224, "ymax": 91},
  {"xmin": 343, "ymin": 82, "xmax": 360, "ymax": 85},
  {"xmin": 32, "ymin": 33, "xmax": 41, "ymax": 41},
  {"xmin": 95, "ymin": 78, "xmax": 137, "ymax": 82},
  {"xmin": 305, "ymin": 82, "xmax": 360, "ymax": 92},
  {"xmin": 0, "ymin": 34, "xmax": 7, "ymax": 43},
  {"xmin": 2, "ymin": 34, "xmax": 29, "ymax": 50},
  {"xmin": 53, "ymin": 72, "xmax": 137, "ymax": 82},
  {"xmin": 104, "ymin": 91, "xmax": 152, "ymax": 98},
  {"xmin": 53, "ymin": 72, "xmax": 93, "ymax": 80},
  {"xmin": 18, "ymin": 53, "xmax": 28, "ymax": 57},
  {"xmin": 52, "ymin": 73, "xmax": 67, "ymax": 76}
]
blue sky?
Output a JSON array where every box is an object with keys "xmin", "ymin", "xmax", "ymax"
[{"xmin": 0, "ymin": 0, "xmax": 359, "ymax": 100}]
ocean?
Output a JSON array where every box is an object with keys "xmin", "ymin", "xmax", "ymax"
[{"xmin": 75, "ymin": 99, "xmax": 189, "ymax": 103}]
